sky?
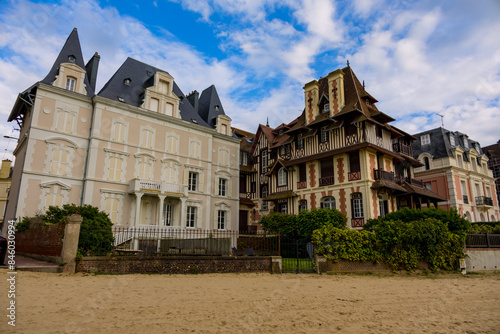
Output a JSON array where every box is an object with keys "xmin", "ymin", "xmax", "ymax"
[{"xmin": 0, "ymin": 0, "xmax": 499, "ymax": 161}]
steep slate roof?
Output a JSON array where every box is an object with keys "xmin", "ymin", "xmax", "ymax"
[
  {"xmin": 412, "ymin": 127, "xmax": 484, "ymax": 160},
  {"xmin": 483, "ymin": 141, "xmax": 500, "ymax": 158},
  {"xmin": 198, "ymin": 85, "xmax": 227, "ymax": 127},
  {"xmin": 98, "ymin": 57, "xmax": 211, "ymax": 128},
  {"xmin": 42, "ymin": 28, "xmax": 94, "ymax": 97}
]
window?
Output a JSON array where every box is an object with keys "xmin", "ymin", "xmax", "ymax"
[
  {"xmin": 190, "ymin": 140, "xmax": 201, "ymax": 159},
  {"xmin": 217, "ymin": 210, "xmax": 226, "ymax": 230},
  {"xmin": 112, "ymin": 122, "xmax": 126, "ymax": 142},
  {"xmin": 320, "ymin": 197, "xmax": 336, "ymax": 210},
  {"xmin": 56, "ymin": 110, "xmax": 75, "ymax": 133},
  {"xmin": 421, "ymin": 134, "xmax": 431, "ymax": 145},
  {"xmin": 165, "ymin": 103, "xmax": 173, "ymax": 116},
  {"xmin": 299, "ymin": 200, "xmax": 307, "ymax": 211},
  {"xmin": 141, "ymin": 129, "xmax": 154, "ymax": 149},
  {"xmin": 278, "ymin": 167, "xmax": 287, "ymax": 186},
  {"xmin": 323, "ymin": 104, "xmax": 330, "ymax": 112},
  {"xmin": 50, "ymin": 148, "xmax": 69, "ymax": 175},
  {"xmin": 351, "ymin": 193, "xmax": 364, "ymax": 218},
  {"xmin": 159, "ymin": 80, "xmax": 169, "ymax": 94},
  {"xmin": 221, "ymin": 124, "xmax": 228, "ymax": 135},
  {"xmin": 163, "ymin": 203, "xmax": 173, "ymax": 226},
  {"xmin": 279, "ymin": 203, "xmax": 287, "ymax": 214},
  {"xmin": 250, "ymin": 182, "xmax": 256, "ymax": 193},
  {"xmin": 261, "ymin": 149, "xmax": 268, "ymax": 173},
  {"xmin": 188, "ymin": 172, "xmax": 198, "ymax": 191},
  {"xmin": 424, "ymin": 157, "xmax": 430, "ymax": 170},
  {"xmin": 464, "ymin": 139, "xmax": 469, "ymax": 149},
  {"xmin": 108, "ymin": 156, "xmax": 123, "ymax": 181},
  {"xmin": 124, "ymin": 78, "xmax": 131, "ymax": 85},
  {"xmin": 424, "ymin": 182, "xmax": 432, "ymax": 190},
  {"xmin": 44, "ymin": 187, "xmax": 64, "ymax": 211},
  {"xmin": 218, "ymin": 178, "xmax": 227, "ymax": 196},
  {"xmin": 299, "ymin": 164, "xmax": 307, "ymax": 183},
  {"xmin": 186, "ymin": 206, "xmax": 197, "ymax": 228},
  {"xmin": 65, "ymin": 77, "xmax": 76, "ymax": 91},
  {"xmin": 261, "ymin": 185, "xmax": 268, "ymax": 211},
  {"xmin": 240, "ymin": 152, "xmax": 248, "ymax": 166},
  {"xmin": 458, "ymin": 155, "xmax": 463, "ymax": 168},
  {"xmin": 137, "ymin": 157, "xmax": 152, "ymax": 179},
  {"xmin": 219, "ymin": 149, "xmax": 229, "ymax": 166},
  {"xmin": 105, "ymin": 197, "xmax": 119, "ymax": 224},
  {"xmin": 166, "ymin": 134, "xmax": 178, "ymax": 154},
  {"xmin": 297, "ymin": 134, "xmax": 304, "ymax": 149},
  {"xmin": 150, "ymin": 98, "xmax": 159, "ymax": 112},
  {"xmin": 450, "ymin": 135, "xmax": 456, "ymax": 147},
  {"xmin": 320, "ymin": 126, "xmax": 328, "ymax": 143}
]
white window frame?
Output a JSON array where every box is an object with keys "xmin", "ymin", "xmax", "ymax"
[
  {"xmin": 217, "ymin": 210, "xmax": 226, "ymax": 230},
  {"xmin": 278, "ymin": 167, "xmax": 287, "ymax": 186},
  {"xmin": 163, "ymin": 203, "xmax": 174, "ymax": 226},
  {"xmin": 186, "ymin": 206, "xmax": 197, "ymax": 228},
  {"xmin": 218, "ymin": 178, "xmax": 227, "ymax": 196},
  {"xmin": 320, "ymin": 126, "xmax": 328, "ymax": 143},
  {"xmin": 321, "ymin": 196, "xmax": 336, "ymax": 210},
  {"xmin": 421, "ymin": 134, "xmax": 431, "ymax": 146},
  {"xmin": 299, "ymin": 200, "xmax": 307, "ymax": 211},
  {"xmin": 188, "ymin": 171, "xmax": 198, "ymax": 191},
  {"xmin": 65, "ymin": 77, "xmax": 76, "ymax": 91},
  {"xmin": 297, "ymin": 134, "xmax": 304, "ymax": 149},
  {"xmin": 450, "ymin": 135, "xmax": 456, "ymax": 147},
  {"xmin": 353, "ymin": 197, "xmax": 364, "ymax": 218},
  {"xmin": 262, "ymin": 149, "xmax": 268, "ymax": 173},
  {"xmin": 261, "ymin": 185, "xmax": 269, "ymax": 211},
  {"xmin": 240, "ymin": 152, "xmax": 248, "ymax": 166}
]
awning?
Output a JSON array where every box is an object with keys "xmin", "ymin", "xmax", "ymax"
[
  {"xmin": 239, "ymin": 198, "xmax": 256, "ymax": 206},
  {"xmin": 401, "ymin": 183, "xmax": 445, "ymax": 201},
  {"xmin": 371, "ymin": 180, "xmax": 407, "ymax": 193},
  {"xmin": 263, "ymin": 191, "xmax": 297, "ymax": 201}
]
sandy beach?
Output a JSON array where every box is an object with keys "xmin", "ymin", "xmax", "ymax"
[{"xmin": 1, "ymin": 269, "xmax": 499, "ymax": 333}]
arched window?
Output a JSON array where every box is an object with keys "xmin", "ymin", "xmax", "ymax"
[
  {"xmin": 278, "ymin": 167, "xmax": 287, "ymax": 186},
  {"xmin": 320, "ymin": 196, "xmax": 336, "ymax": 210},
  {"xmin": 424, "ymin": 157, "xmax": 430, "ymax": 170},
  {"xmin": 299, "ymin": 199, "xmax": 307, "ymax": 211}
]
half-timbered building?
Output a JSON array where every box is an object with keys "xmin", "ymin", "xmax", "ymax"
[{"xmin": 248, "ymin": 65, "xmax": 443, "ymax": 228}]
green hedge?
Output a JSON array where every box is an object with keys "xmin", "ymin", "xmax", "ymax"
[
  {"xmin": 468, "ymin": 222, "xmax": 500, "ymax": 234},
  {"xmin": 313, "ymin": 217, "xmax": 466, "ymax": 271}
]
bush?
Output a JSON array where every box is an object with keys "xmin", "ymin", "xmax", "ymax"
[
  {"xmin": 468, "ymin": 222, "xmax": 500, "ymax": 234},
  {"xmin": 364, "ymin": 207, "xmax": 470, "ymax": 235},
  {"xmin": 15, "ymin": 204, "xmax": 114, "ymax": 256},
  {"xmin": 259, "ymin": 208, "xmax": 347, "ymax": 239}
]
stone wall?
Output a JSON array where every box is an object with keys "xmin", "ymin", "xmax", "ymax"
[
  {"xmin": 465, "ymin": 249, "xmax": 500, "ymax": 271},
  {"xmin": 316, "ymin": 256, "xmax": 393, "ymax": 274},
  {"xmin": 76, "ymin": 256, "xmax": 279, "ymax": 274},
  {"xmin": 16, "ymin": 223, "xmax": 65, "ymax": 257}
]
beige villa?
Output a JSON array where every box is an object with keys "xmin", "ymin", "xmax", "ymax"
[{"xmin": 2, "ymin": 28, "xmax": 239, "ymax": 238}]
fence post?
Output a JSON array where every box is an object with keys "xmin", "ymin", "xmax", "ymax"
[
  {"xmin": 61, "ymin": 214, "xmax": 82, "ymax": 273},
  {"xmin": 486, "ymin": 233, "xmax": 490, "ymax": 248}
]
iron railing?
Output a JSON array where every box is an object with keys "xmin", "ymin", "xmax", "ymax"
[
  {"xmin": 466, "ymin": 234, "xmax": 500, "ymax": 248},
  {"xmin": 475, "ymin": 196, "xmax": 493, "ymax": 206},
  {"xmin": 106, "ymin": 227, "xmax": 280, "ymax": 256},
  {"xmin": 463, "ymin": 195, "xmax": 469, "ymax": 204}
]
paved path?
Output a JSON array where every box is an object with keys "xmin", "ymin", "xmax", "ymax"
[{"xmin": 0, "ymin": 255, "xmax": 61, "ymax": 272}]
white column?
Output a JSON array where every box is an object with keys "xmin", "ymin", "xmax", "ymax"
[
  {"xmin": 134, "ymin": 192, "xmax": 143, "ymax": 250},
  {"xmin": 180, "ymin": 197, "xmax": 187, "ymax": 228},
  {"xmin": 157, "ymin": 195, "xmax": 166, "ymax": 252}
]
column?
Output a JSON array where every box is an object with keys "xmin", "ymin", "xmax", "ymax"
[
  {"xmin": 134, "ymin": 192, "xmax": 143, "ymax": 250},
  {"xmin": 180, "ymin": 197, "xmax": 187, "ymax": 228},
  {"xmin": 157, "ymin": 195, "xmax": 166, "ymax": 252}
]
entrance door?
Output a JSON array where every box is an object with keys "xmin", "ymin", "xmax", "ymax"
[{"xmin": 239, "ymin": 210, "xmax": 248, "ymax": 232}]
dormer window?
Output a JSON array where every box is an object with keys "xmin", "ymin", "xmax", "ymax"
[
  {"xmin": 323, "ymin": 104, "xmax": 330, "ymax": 112},
  {"xmin": 65, "ymin": 77, "xmax": 76, "ymax": 91},
  {"xmin": 117, "ymin": 96, "xmax": 125, "ymax": 102},
  {"xmin": 215, "ymin": 105, "xmax": 220, "ymax": 111},
  {"xmin": 146, "ymin": 71, "xmax": 153, "ymax": 77},
  {"xmin": 421, "ymin": 134, "xmax": 431, "ymax": 146},
  {"xmin": 124, "ymin": 78, "xmax": 131, "ymax": 85},
  {"xmin": 191, "ymin": 118, "xmax": 198, "ymax": 124},
  {"xmin": 450, "ymin": 135, "xmax": 456, "ymax": 147},
  {"xmin": 366, "ymin": 99, "xmax": 370, "ymax": 106},
  {"xmin": 68, "ymin": 55, "xmax": 76, "ymax": 63},
  {"xmin": 464, "ymin": 139, "xmax": 469, "ymax": 149}
]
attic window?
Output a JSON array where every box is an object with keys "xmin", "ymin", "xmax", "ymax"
[
  {"xmin": 464, "ymin": 140, "xmax": 469, "ymax": 149},
  {"xmin": 124, "ymin": 78, "xmax": 131, "ymax": 85},
  {"xmin": 421, "ymin": 134, "xmax": 431, "ymax": 146},
  {"xmin": 323, "ymin": 104, "xmax": 330, "ymax": 112},
  {"xmin": 117, "ymin": 96, "xmax": 125, "ymax": 102},
  {"xmin": 366, "ymin": 99, "xmax": 370, "ymax": 106},
  {"xmin": 146, "ymin": 71, "xmax": 153, "ymax": 77},
  {"xmin": 215, "ymin": 105, "xmax": 220, "ymax": 111},
  {"xmin": 450, "ymin": 135, "xmax": 456, "ymax": 147},
  {"xmin": 68, "ymin": 55, "xmax": 76, "ymax": 63},
  {"xmin": 191, "ymin": 118, "xmax": 198, "ymax": 124}
]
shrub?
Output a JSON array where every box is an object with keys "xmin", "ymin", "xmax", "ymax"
[
  {"xmin": 259, "ymin": 208, "xmax": 347, "ymax": 239},
  {"xmin": 468, "ymin": 222, "xmax": 500, "ymax": 234}
]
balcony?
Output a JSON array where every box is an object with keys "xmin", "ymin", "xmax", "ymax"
[
  {"xmin": 463, "ymin": 195, "xmax": 469, "ymax": 204},
  {"xmin": 129, "ymin": 179, "xmax": 188, "ymax": 196},
  {"xmin": 348, "ymin": 171, "xmax": 361, "ymax": 181},
  {"xmin": 319, "ymin": 176, "xmax": 335, "ymax": 186},
  {"xmin": 373, "ymin": 169, "xmax": 395, "ymax": 182},
  {"xmin": 476, "ymin": 196, "xmax": 493, "ymax": 207},
  {"xmin": 392, "ymin": 142, "xmax": 412, "ymax": 156},
  {"xmin": 297, "ymin": 181, "xmax": 307, "ymax": 189}
]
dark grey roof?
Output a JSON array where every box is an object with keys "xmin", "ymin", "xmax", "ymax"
[
  {"xmin": 97, "ymin": 57, "xmax": 211, "ymax": 128},
  {"xmin": 412, "ymin": 127, "xmax": 484, "ymax": 160},
  {"xmin": 198, "ymin": 85, "xmax": 226, "ymax": 127},
  {"xmin": 41, "ymin": 28, "xmax": 94, "ymax": 97}
]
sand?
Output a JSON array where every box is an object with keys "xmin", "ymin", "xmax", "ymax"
[{"xmin": 1, "ymin": 269, "xmax": 499, "ymax": 333}]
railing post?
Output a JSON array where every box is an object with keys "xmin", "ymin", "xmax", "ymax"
[{"xmin": 486, "ymin": 233, "xmax": 490, "ymax": 248}]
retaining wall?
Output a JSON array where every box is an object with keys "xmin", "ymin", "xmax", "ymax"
[
  {"xmin": 15, "ymin": 223, "xmax": 65, "ymax": 257},
  {"xmin": 465, "ymin": 249, "xmax": 500, "ymax": 271}
]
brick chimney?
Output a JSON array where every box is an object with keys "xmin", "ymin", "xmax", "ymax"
[
  {"xmin": 303, "ymin": 80, "xmax": 319, "ymax": 125},
  {"xmin": 327, "ymin": 69, "xmax": 344, "ymax": 116}
]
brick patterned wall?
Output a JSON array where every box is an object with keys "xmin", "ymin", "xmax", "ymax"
[
  {"xmin": 309, "ymin": 163, "xmax": 316, "ymax": 188},
  {"xmin": 16, "ymin": 223, "xmax": 65, "ymax": 257},
  {"xmin": 337, "ymin": 157, "xmax": 345, "ymax": 183},
  {"xmin": 76, "ymin": 256, "xmax": 273, "ymax": 274},
  {"xmin": 339, "ymin": 189, "xmax": 347, "ymax": 215}
]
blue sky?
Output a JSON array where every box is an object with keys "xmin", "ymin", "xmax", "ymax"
[{"xmin": 1, "ymin": 0, "xmax": 499, "ymax": 160}]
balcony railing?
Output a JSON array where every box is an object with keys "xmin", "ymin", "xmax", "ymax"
[
  {"xmin": 319, "ymin": 176, "xmax": 335, "ymax": 186},
  {"xmin": 373, "ymin": 169, "xmax": 395, "ymax": 182},
  {"xmin": 476, "ymin": 196, "xmax": 493, "ymax": 206},
  {"xmin": 392, "ymin": 142, "xmax": 412, "ymax": 156},
  {"xmin": 297, "ymin": 181, "xmax": 307, "ymax": 189},
  {"xmin": 129, "ymin": 179, "xmax": 188, "ymax": 196},
  {"xmin": 348, "ymin": 171, "xmax": 361, "ymax": 181},
  {"xmin": 351, "ymin": 218, "xmax": 364, "ymax": 227},
  {"xmin": 463, "ymin": 195, "xmax": 469, "ymax": 204},
  {"xmin": 240, "ymin": 192, "xmax": 254, "ymax": 199}
]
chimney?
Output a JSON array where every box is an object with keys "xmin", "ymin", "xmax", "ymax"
[
  {"xmin": 303, "ymin": 80, "xmax": 319, "ymax": 125},
  {"xmin": 327, "ymin": 69, "xmax": 344, "ymax": 116},
  {"xmin": 187, "ymin": 90, "xmax": 199, "ymax": 112},
  {"xmin": 85, "ymin": 52, "xmax": 100, "ymax": 92},
  {"xmin": 0, "ymin": 160, "xmax": 12, "ymax": 179}
]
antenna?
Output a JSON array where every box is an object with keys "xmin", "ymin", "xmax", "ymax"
[{"xmin": 437, "ymin": 114, "xmax": 444, "ymax": 128}]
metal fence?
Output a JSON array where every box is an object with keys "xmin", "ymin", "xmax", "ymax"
[
  {"xmin": 466, "ymin": 234, "xmax": 500, "ymax": 248},
  {"xmin": 100, "ymin": 227, "xmax": 280, "ymax": 256}
]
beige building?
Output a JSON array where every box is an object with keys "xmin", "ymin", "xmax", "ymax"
[
  {"xmin": 412, "ymin": 128, "xmax": 499, "ymax": 222},
  {"xmin": 2, "ymin": 28, "xmax": 240, "ymax": 239},
  {"xmin": 0, "ymin": 160, "xmax": 12, "ymax": 223}
]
